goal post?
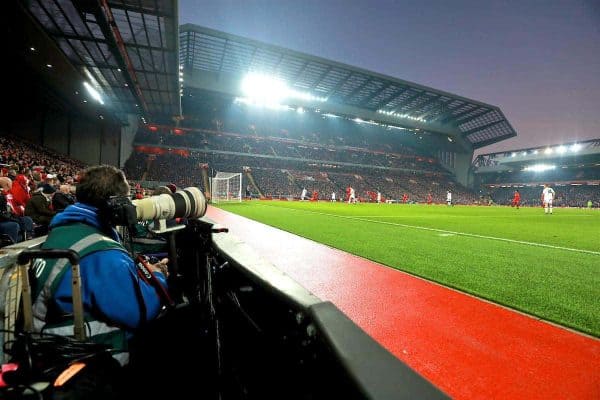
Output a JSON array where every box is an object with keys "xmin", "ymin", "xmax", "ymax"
[{"xmin": 210, "ymin": 171, "xmax": 243, "ymax": 203}]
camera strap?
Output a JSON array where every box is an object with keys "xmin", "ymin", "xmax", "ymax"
[{"xmin": 135, "ymin": 255, "xmax": 174, "ymax": 308}]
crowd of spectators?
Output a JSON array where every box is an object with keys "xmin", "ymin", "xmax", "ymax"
[
  {"xmin": 132, "ymin": 128, "xmax": 443, "ymax": 174},
  {"xmin": 487, "ymin": 185, "xmax": 600, "ymax": 207},
  {"xmin": 481, "ymin": 168, "xmax": 600, "ymax": 184},
  {"xmin": 0, "ymin": 135, "xmax": 84, "ymax": 245},
  {"xmin": 126, "ymin": 114, "xmax": 483, "ymax": 204},
  {"xmin": 1, "ymin": 135, "xmax": 85, "ymax": 181},
  {"xmin": 0, "ymin": 136, "xmax": 190, "ymax": 247}
]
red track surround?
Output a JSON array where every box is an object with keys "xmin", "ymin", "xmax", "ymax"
[{"xmin": 207, "ymin": 206, "xmax": 600, "ymax": 399}]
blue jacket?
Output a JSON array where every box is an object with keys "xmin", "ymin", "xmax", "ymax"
[{"xmin": 48, "ymin": 203, "xmax": 166, "ymax": 330}]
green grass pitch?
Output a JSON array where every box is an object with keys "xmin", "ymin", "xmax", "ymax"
[{"xmin": 216, "ymin": 201, "xmax": 600, "ymax": 337}]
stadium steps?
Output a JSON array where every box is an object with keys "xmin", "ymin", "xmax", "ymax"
[
  {"xmin": 244, "ymin": 170, "xmax": 263, "ymax": 197},
  {"xmin": 201, "ymin": 167, "xmax": 210, "ymax": 199},
  {"xmin": 141, "ymin": 156, "xmax": 153, "ymax": 181}
]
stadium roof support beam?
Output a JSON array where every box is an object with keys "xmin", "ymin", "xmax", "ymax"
[
  {"xmin": 391, "ymin": 90, "xmax": 424, "ymax": 113},
  {"xmin": 453, "ymin": 108, "xmax": 493, "ymax": 126},
  {"xmin": 216, "ymin": 39, "xmax": 230, "ymax": 73},
  {"xmin": 343, "ymin": 78, "xmax": 374, "ymax": 101},
  {"xmin": 361, "ymin": 83, "xmax": 394, "ymax": 107},
  {"xmin": 109, "ymin": 0, "xmax": 157, "ymax": 114},
  {"xmin": 290, "ymin": 60, "xmax": 311, "ymax": 82},
  {"xmin": 418, "ymin": 102, "xmax": 447, "ymax": 120},
  {"xmin": 324, "ymin": 71, "xmax": 354, "ymax": 97},
  {"xmin": 115, "ymin": 1, "xmax": 176, "ymax": 18},
  {"xmin": 376, "ymin": 86, "xmax": 411, "ymax": 110},
  {"xmin": 438, "ymin": 103, "xmax": 489, "ymax": 125},
  {"xmin": 435, "ymin": 102, "xmax": 467, "ymax": 123},
  {"xmin": 52, "ymin": 32, "xmax": 167, "ymax": 53},
  {"xmin": 401, "ymin": 94, "xmax": 441, "ymax": 115},
  {"xmin": 461, "ymin": 119, "xmax": 506, "ymax": 136},
  {"xmin": 310, "ymin": 65, "xmax": 333, "ymax": 90}
]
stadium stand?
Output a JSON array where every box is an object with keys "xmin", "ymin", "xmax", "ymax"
[
  {"xmin": 474, "ymin": 139, "xmax": 600, "ymax": 207},
  {"xmin": 124, "ymin": 116, "xmax": 480, "ymax": 204}
]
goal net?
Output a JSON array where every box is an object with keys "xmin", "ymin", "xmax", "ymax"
[{"xmin": 210, "ymin": 171, "xmax": 242, "ymax": 203}]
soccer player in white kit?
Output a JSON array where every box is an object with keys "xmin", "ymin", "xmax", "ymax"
[
  {"xmin": 446, "ymin": 190, "xmax": 452, "ymax": 206},
  {"xmin": 301, "ymin": 187, "xmax": 307, "ymax": 201},
  {"xmin": 377, "ymin": 191, "xmax": 381, "ymax": 203},
  {"xmin": 331, "ymin": 191, "xmax": 336, "ymax": 202},
  {"xmin": 542, "ymin": 184, "xmax": 555, "ymax": 214}
]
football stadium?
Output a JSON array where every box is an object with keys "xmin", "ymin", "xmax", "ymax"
[{"xmin": 0, "ymin": 1, "xmax": 598, "ymax": 399}]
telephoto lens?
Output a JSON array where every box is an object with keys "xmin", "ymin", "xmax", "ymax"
[{"xmin": 132, "ymin": 187, "xmax": 207, "ymax": 221}]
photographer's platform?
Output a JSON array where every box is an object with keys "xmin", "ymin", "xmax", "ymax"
[{"xmin": 206, "ymin": 205, "xmax": 600, "ymax": 400}]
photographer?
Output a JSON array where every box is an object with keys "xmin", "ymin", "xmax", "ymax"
[{"xmin": 32, "ymin": 165, "xmax": 170, "ymax": 364}]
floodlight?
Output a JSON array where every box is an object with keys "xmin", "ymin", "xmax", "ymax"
[
  {"xmin": 570, "ymin": 143, "xmax": 581, "ymax": 152},
  {"xmin": 523, "ymin": 164, "xmax": 556, "ymax": 172},
  {"xmin": 241, "ymin": 73, "xmax": 288, "ymax": 102},
  {"xmin": 557, "ymin": 145, "xmax": 566, "ymax": 154},
  {"xmin": 83, "ymin": 81, "xmax": 104, "ymax": 105},
  {"xmin": 544, "ymin": 148, "xmax": 553, "ymax": 154},
  {"xmin": 240, "ymin": 72, "xmax": 326, "ymax": 105}
]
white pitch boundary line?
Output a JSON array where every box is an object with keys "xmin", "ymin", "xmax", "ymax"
[{"xmin": 256, "ymin": 204, "xmax": 600, "ymax": 256}]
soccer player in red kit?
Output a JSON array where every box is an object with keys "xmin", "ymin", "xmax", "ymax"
[
  {"xmin": 512, "ymin": 189, "xmax": 521, "ymax": 209},
  {"xmin": 427, "ymin": 193, "xmax": 433, "ymax": 205}
]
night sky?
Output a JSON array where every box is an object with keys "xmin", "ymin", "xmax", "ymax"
[{"xmin": 178, "ymin": 0, "xmax": 600, "ymax": 155}]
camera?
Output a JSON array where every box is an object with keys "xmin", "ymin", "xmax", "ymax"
[
  {"xmin": 104, "ymin": 195, "xmax": 138, "ymax": 228},
  {"xmin": 133, "ymin": 187, "xmax": 207, "ymax": 221},
  {"xmin": 105, "ymin": 187, "xmax": 207, "ymax": 227}
]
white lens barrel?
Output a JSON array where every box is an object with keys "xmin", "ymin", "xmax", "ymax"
[{"xmin": 132, "ymin": 187, "xmax": 207, "ymax": 220}]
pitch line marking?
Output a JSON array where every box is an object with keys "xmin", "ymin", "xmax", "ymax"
[{"xmin": 256, "ymin": 204, "xmax": 600, "ymax": 256}]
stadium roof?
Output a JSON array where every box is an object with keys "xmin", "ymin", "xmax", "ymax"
[
  {"xmin": 473, "ymin": 138, "xmax": 600, "ymax": 172},
  {"xmin": 24, "ymin": 0, "xmax": 181, "ymax": 123},
  {"xmin": 180, "ymin": 24, "xmax": 517, "ymax": 150}
]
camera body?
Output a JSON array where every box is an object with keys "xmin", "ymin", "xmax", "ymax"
[{"xmin": 104, "ymin": 195, "xmax": 138, "ymax": 228}]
